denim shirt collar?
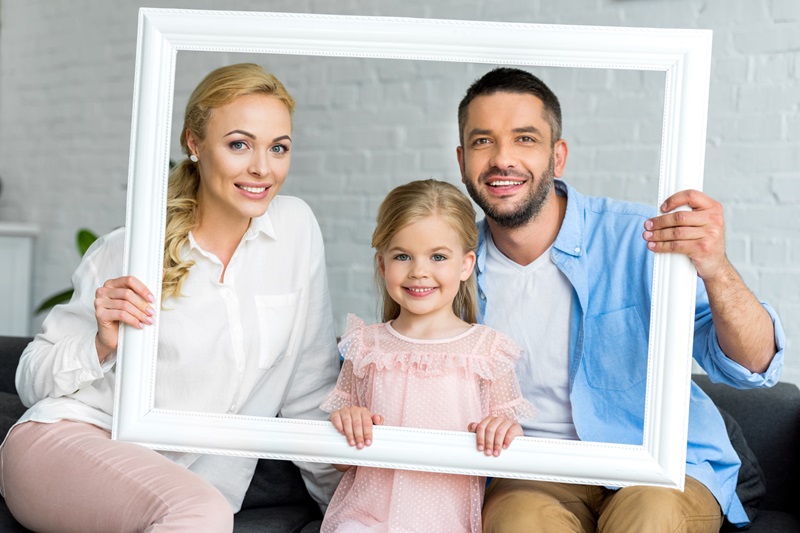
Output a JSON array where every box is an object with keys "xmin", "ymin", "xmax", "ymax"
[{"xmin": 552, "ymin": 179, "xmax": 584, "ymax": 258}]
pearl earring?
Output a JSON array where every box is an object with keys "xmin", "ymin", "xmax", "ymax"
[{"xmin": 189, "ymin": 154, "xmax": 198, "ymax": 163}]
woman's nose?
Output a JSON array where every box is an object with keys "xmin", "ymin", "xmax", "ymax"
[{"xmin": 248, "ymin": 151, "xmax": 271, "ymax": 177}]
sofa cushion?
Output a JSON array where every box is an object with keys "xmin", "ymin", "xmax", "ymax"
[
  {"xmin": 718, "ymin": 406, "xmax": 766, "ymax": 526},
  {"xmin": 233, "ymin": 506, "xmax": 320, "ymax": 533},
  {"xmin": 0, "ymin": 337, "xmax": 31, "ymax": 395},
  {"xmin": 240, "ymin": 458, "xmax": 323, "ymax": 513},
  {"xmin": 694, "ymin": 375, "xmax": 800, "ymax": 516},
  {"xmin": 237, "ymin": 457, "xmax": 321, "ymax": 531},
  {"xmin": 0, "ymin": 506, "xmax": 31, "ymax": 533},
  {"xmin": 0, "ymin": 392, "xmax": 33, "ymax": 532},
  {"xmin": 0, "ymin": 392, "xmax": 26, "ymax": 443},
  {"xmin": 721, "ymin": 510, "xmax": 800, "ymax": 533}
]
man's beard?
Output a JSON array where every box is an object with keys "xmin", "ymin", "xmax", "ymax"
[{"xmin": 464, "ymin": 153, "xmax": 555, "ymax": 229}]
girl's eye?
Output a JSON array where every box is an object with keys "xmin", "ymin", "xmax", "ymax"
[
  {"xmin": 271, "ymin": 144, "xmax": 289, "ymax": 155},
  {"xmin": 394, "ymin": 254, "xmax": 410, "ymax": 261},
  {"xmin": 229, "ymin": 140, "xmax": 248, "ymax": 151},
  {"xmin": 432, "ymin": 254, "xmax": 447, "ymax": 262}
]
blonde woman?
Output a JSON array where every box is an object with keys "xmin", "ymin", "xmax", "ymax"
[{"xmin": 0, "ymin": 63, "xmax": 341, "ymax": 532}]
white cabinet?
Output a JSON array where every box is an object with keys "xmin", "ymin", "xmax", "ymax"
[{"xmin": 0, "ymin": 223, "xmax": 37, "ymax": 336}]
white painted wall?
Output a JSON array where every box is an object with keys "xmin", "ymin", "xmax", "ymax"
[{"xmin": 0, "ymin": 0, "xmax": 797, "ymax": 384}]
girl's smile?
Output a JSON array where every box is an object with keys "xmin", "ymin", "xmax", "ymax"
[{"xmin": 404, "ymin": 286, "xmax": 437, "ymax": 296}]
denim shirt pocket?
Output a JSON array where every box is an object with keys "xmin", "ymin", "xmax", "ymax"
[
  {"xmin": 583, "ymin": 305, "xmax": 648, "ymax": 391},
  {"xmin": 254, "ymin": 291, "xmax": 302, "ymax": 370}
]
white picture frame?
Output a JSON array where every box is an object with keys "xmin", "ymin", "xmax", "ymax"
[{"xmin": 113, "ymin": 8, "xmax": 711, "ymax": 490}]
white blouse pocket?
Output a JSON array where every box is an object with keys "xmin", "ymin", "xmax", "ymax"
[{"xmin": 255, "ymin": 291, "xmax": 302, "ymax": 370}]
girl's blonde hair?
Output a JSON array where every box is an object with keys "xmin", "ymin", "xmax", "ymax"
[
  {"xmin": 372, "ymin": 179, "xmax": 479, "ymax": 324},
  {"xmin": 163, "ymin": 63, "xmax": 295, "ymax": 300}
]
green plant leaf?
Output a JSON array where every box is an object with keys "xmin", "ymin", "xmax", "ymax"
[
  {"xmin": 35, "ymin": 289, "xmax": 74, "ymax": 314},
  {"xmin": 36, "ymin": 228, "xmax": 99, "ymax": 316},
  {"xmin": 77, "ymin": 229, "xmax": 99, "ymax": 256}
]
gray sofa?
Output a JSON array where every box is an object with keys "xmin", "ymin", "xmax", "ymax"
[{"xmin": 0, "ymin": 335, "xmax": 798, "ymax": 532}]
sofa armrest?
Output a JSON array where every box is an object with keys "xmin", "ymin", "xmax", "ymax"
[
  {"xmin": 693, "ymin": 374, "xmax": 800, "ymax": 516},
  {"xmin": 0, "ymin": 336, "xmax": 32, "ymax": 396}
]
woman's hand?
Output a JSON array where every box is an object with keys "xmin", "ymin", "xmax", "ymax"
[
  {"xmin": 331, "ymin": 406, "xmax": 384, "ymax": 449},
  {"xmin": 94, "ymin": 276, "xmax": 155, "ymax": 362},
  {"xmin": 468, "ymin": 416, "xmax": 523, "ymax": 457}
]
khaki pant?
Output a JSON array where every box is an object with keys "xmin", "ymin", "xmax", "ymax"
[{"xmin": 483, "ymin": 476, "xmax": 723, "ymax": 533}]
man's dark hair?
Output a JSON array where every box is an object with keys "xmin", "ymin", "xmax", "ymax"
[{"xmin": 457, "ymin": 67, "xmax": 562, "ymax": 146}]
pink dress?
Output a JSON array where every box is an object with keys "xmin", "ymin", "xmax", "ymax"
[{"xmin": 320, "ymin": 315, "xmax": 536, "ymax": 533}]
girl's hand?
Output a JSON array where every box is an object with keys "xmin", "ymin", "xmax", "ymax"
[
  {"xmin": 330, "ymin": 407, "xmax": 384, "ymax": 449},
  {"xmin": 94, "ymin": 276, "xmax": 155, "ymax": 362},
  {"xmin": 468, "ymin": 417, "xmax": 523, "ymax": 457}
]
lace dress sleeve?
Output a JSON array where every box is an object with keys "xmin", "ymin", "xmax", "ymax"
[
  {"xmin": 320, "ymin": 358, "xmax": 359, "ymax": 413},
  {"xmin": 486, "ymin": 331, "xmax": 538, "ymax": 422},
  {"xmin": 319, "ymin": 314, "xmax": 365, "ymax": 412}
]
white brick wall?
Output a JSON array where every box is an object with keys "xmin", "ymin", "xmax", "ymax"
[{"xmin": 1, "ymin": 0, "xmax": 797, "ymax": 385}]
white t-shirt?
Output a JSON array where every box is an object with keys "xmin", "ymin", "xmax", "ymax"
[
  {"xmin": 12, "ymin": 195, "xmax": 342, "ymax": 511},
  {"xmin": 483, "ymin": 232, "xmax": 579, "ymax": 440}
]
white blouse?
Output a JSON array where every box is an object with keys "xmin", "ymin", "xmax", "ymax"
[{"xmin": 13, "ymin": 195, "xmax": 342, "ymax": 511}]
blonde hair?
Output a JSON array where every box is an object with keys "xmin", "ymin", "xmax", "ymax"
[
  {"xmin": 162, "ymin": 63, "xmax": 295, "ymax": 300},
  {"xmin": 372, "ymin": 179, "xmax": 479, "ymax": 324}
]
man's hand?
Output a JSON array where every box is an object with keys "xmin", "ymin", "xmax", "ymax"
[
  {"xmin": 468, "ymin": 417, "xmax": 523, "ymax": 457},
  {"xmin": 643, "ymin": 189, "xmax": 732, "ymax": 281},
  {"xmin": 644, "ymin": 189, "xmax": 777, "ymax": 373}
]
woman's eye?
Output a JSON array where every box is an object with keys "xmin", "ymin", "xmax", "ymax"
[
  {"xmin": 271, "ymin": 144, "xmax": 289, "ymax": 154},
  {"xmin": 394, "ymin": 254, "xmax": 410, "ymax": 261},
  {"xmin": 229, "ymin": 140, "xmax": 248, "ymax": 151},
  {"xmin": 432, "ymin": 254, "xmax": 447, "ymax": 262}
]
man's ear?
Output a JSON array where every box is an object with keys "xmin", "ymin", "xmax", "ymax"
[
  {"xmin": 553, "ymin": 138, "xmax": 568, "ymax": 178},
  {"xmin": 456, "ymin": 145, "xmax": 466, "ymax": 183},
  {"xmin": 460, "ymin": 250, "xmax": 476, "ymax": 281}
]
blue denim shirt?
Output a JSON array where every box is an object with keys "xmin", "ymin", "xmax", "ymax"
[{"xmin": 475, "ymin": 180, "xmax": 786, "ymax": 526}]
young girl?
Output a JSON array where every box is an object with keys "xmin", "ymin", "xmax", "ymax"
[{"xmin": 320, "ymin": 179, "xmax": 536, "ymax": 532}]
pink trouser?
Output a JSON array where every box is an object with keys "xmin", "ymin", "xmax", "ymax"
[{"xmin": 0, "ymin": 421, "xmax": 233, "ymax": 533}]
